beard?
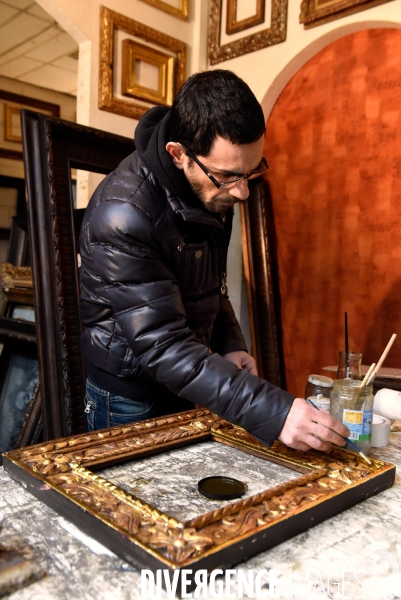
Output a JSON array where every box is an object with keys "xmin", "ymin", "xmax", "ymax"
[{"xmin": 186, "ymin": 172, "xmax": 239, "ymax": 214}]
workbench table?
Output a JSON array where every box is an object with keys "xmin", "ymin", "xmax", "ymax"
[{"xmin": 1, "ymin": 434, "xmax": 400, "ymax": 600}]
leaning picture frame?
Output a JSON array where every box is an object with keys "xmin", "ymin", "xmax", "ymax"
[
  {"xmin": 3, "ymin": 408, "xmax": 395, "ymax": 590},
  {"xmin": 0, "ymin": 335, "xmax": 40, "ymax": 458}
]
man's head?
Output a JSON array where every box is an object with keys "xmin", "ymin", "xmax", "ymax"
[
  {"xmin": 169, "ymin": 69, "xmax": 266, "ymax": 156},
  {"xmin": 166, "ymin": 70, "xmax": 267, "ymax": 214}
]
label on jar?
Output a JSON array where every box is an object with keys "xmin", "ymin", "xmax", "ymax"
[{"xmin": 342, "ymin": 409, "xmax": 373, "ymax": 441}]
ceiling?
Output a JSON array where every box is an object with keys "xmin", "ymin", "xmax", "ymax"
[{"xmin": 0, "ymin": 0, "xmax": 78, "ymax": 96}]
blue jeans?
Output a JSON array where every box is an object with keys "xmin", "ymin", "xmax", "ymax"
[{"xmin": 84, "ymin": 377, "xmax": 193, "ymax": 431}]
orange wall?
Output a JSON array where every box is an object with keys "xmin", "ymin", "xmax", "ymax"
[{"xmin": 264, "ymin": 28, "xmax": 401, "ymax": 397}]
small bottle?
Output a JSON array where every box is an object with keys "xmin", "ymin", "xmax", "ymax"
[
  {"xmin": 330, "ymin": 379, "xmax": 374, "ymax": 455},
  {"xmin": 305, "ymin": 375, "xmax": 334, "ymax": 402}
]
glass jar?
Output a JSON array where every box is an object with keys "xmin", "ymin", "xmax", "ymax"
[
  {"xmin": 336, "ymin": 351, "xmax": 362, "ymax": 380},
  {"xmin": 330, "ymin": 379, "xmax": 374, "ymax": 455},
  {"xmin": 305, "ymin": 375, "xmax": 334, "ymax": 402}
]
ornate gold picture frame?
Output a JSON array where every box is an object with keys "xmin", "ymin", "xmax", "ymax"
[
  {"xmin": 3, "ymin": 408, "xmax": 395, "ymax": 588},
  {"xmin": 0, "ymin": 90, "xmax": 59, "ymax": 161},
  {"xmin": 226, "ymin": 0, "xmax": 266, "ymax": 34},
  {"xmin": 137, "ymin": 0, "xmax": 189, "ymax": 21},
  {"xmin": 121, "ymin": 40, "xmax": 175, "ymax": 106},
  {"xmin": 299, "ymin": 0, "xmax": 395, "ymax": 29},
  {"xmin": 209, "ymin": 0, "xmax": 288, "ymax": 65},
  {"xmin": 99, "ymin": 6, "xmax": 186, "ymax": 120}
]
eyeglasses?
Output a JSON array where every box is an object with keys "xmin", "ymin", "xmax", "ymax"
[{"xmin": 180, "ymin": 144, "xmax": 269, "ymax": 189}]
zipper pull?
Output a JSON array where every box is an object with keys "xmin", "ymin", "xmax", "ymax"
[
  {"xmin": 177, "ymin": 240, "xmax": 185, "ymax": 252},
  {"xmin": 220, "ymin": 272, "xmax": 227, "ymax": 295}
]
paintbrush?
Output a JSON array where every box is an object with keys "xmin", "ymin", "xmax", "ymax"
[
  {"xmin": 307, "ymin": 398, "xmax": 371, "ymax": 465},
  {"xmin": 345, "ymin": 311, "xmax": 349, "ymax": 377},
  {"xmin": 366, "ymin": 333, "xmax": 397, "ymax": 386}
]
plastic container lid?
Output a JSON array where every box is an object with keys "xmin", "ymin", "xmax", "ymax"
[
  {"xmin": 198, "ymin": 476, "xmax": 245, "ymax": 500},
  {"xmin": 307, "ymin": 374, "xmax": 334, "ymax": 387}
]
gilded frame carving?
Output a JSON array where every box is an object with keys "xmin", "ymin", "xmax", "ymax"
[
  {"xmin": 3, "ymin": 408, "xmax": 395, "ymax": 586},
  {"xmin": 299, "ymin": 0, "xmax": 395, "ymax": 29},
  {"xmin": 209, "ymin": 0, "xmax": 288, "ymax": 65},
  {"xmin": 121, "ymin": 40, "xmax": 175, "ymax": 106},
  {"xmin": 137, "ymin": 0, "xmax": 189, "ymax": 21},
  {"xmin": 226, "ymin": 0, "xmax": 265, "ymax": 35},
  {"xmin": 99, "ymin": 6, "xmax": 186, "ymax": 120}
]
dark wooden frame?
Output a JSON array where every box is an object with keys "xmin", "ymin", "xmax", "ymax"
[
  {"xmin": 209, "ymin": 0, "xmax": 287, "ymax": 65},
  {"xmin": 0, "ymin": 91, "xmax": 59, "ymax": 161},
  {"xmin": 226, "ymin": 0, "xmax": 265, "ymax": 34},
  {"xmin": 240, "ymin": 179, "xmax": 286, "ymax": 389},
  {"xmin": 299, "ymin": 0, "xmax": 395, "ymax": 29},
  {"xmin": 3, "ymin": 408, "xmax": 395, "ymax": 589},
  {"xmin": 21, "ymin": 110, "xmax": 135, "ymax": 441}
]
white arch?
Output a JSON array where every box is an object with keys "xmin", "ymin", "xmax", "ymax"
[
  {"xmin": 261, "ymin": 19, "xmax": 401, "ymax": 121},
  {"xmin": 35, "ymin": 0, "xmax": 91, "ymax": 125}
]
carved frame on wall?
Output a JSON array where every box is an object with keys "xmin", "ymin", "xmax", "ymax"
[
  {"xmin": 137, "ymin": 0, "xmax": 189, "ymax": 21},
  {"xmin": 121, "ymin": 40, "xmax": 175, "ymax": 106},
  {"xmin": 3, "ymin": 408, "xmax": 395, "ymax": 586},
  {"xmin": 209, "ymin": 0, "xmax": 288, "ymax": 65},
  {"xmin": 0, "ymin": 90, "xmax": 59, "ymax": 161},
  {"xmin": 226, "ymin": 0, "xmax": 265, "ymax": 34},
  {"xmin": 99, "ymin": 6, "xmax": 187, "ymax": 120},
  {"xmin": 299, "ymin": 0, "xmax": 395, "ymax": 29},
  {"xmin": 21, "ymin": 110, "xmax": 135, "ymax": 441}
]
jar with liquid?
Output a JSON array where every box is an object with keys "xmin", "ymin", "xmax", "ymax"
[
  {"xmin": 305, "ymin": 375, "xmax": 333, "ymax": 402},
  {"xmin": 330, "ymin": 379, "xmax": 374, "ymax": 455}
]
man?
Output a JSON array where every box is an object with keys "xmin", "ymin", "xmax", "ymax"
[{"xmin": 79, "ymin": 69, "xmax": 349, "ymax": 451}]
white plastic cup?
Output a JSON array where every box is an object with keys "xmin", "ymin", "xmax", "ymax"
[{"xmin": 373, "ymin": 388, "xmax": 401, "ymax": 421}]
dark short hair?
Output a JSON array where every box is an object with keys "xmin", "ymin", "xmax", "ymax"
[{"xmin": 169, "ymin": 70, "xmax": 266, "ymax": 156}]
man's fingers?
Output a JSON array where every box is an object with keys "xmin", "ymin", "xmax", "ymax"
[
  {"xmin": 278, "ymin": 397, "xmax": 351, "ymax": 452},
  {"xmin": 313, "ymin": 422, "xmax": 347, "ymax": 447},
  {"xmin": 308, "ymin": 406, "xmax": 350, "ymax": 439}
]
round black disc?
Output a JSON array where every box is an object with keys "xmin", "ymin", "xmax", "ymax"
[{"xmin": 197, "ymin": 476, "xmax": 245, "ymax": 500}]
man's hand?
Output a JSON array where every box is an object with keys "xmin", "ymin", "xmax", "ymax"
[
  {"xmin": 223, "ymin": 351, "xmax": 258, "ymax": 375},
  {"xmin": 278, "ymin": 397, "xmax": 350, "ymax": 451}
]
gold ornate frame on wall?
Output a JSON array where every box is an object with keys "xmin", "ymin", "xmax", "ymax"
[
  {"xmin": 209, "ymin": 0, "xmax": 288, "ymax": 65},
  {"xmin": 3, "ymin": 408, "xmax": 395, "ymax": 587},
  {"xmin": 300, "ymin": 0, "xmax": 394, "ymax": 29},
  {"xmin": 0, "ymin": 90, "xmax": 59, "ymax": 161},
  {"xmin": 226, "ymin": 0, "xmax": 265, "ymax": 34},
  {"xmin": 121, "ymin": 40, "xmax": 175, "ymax": 106},
  {"xmin": 137, "ymin": 0, "xmax": 189, "ymax": 21},
  {"xmin": 99, "ymin": 6, "xmax": 186, "ymax": 120}
]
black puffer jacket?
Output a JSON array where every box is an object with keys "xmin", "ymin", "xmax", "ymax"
[{"xmin": 79, "ymin": 106, "xmax": 295, "ymax": 446}]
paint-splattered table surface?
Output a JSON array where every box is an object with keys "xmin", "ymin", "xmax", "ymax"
[{"xmin": 1, "ymin": 434, "xmax": 401, "ymax": 600}]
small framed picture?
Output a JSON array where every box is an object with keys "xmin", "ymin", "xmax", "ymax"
[{"xmin": 0, "ymin": 336, "xmax": 39, "ymax": 456}]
